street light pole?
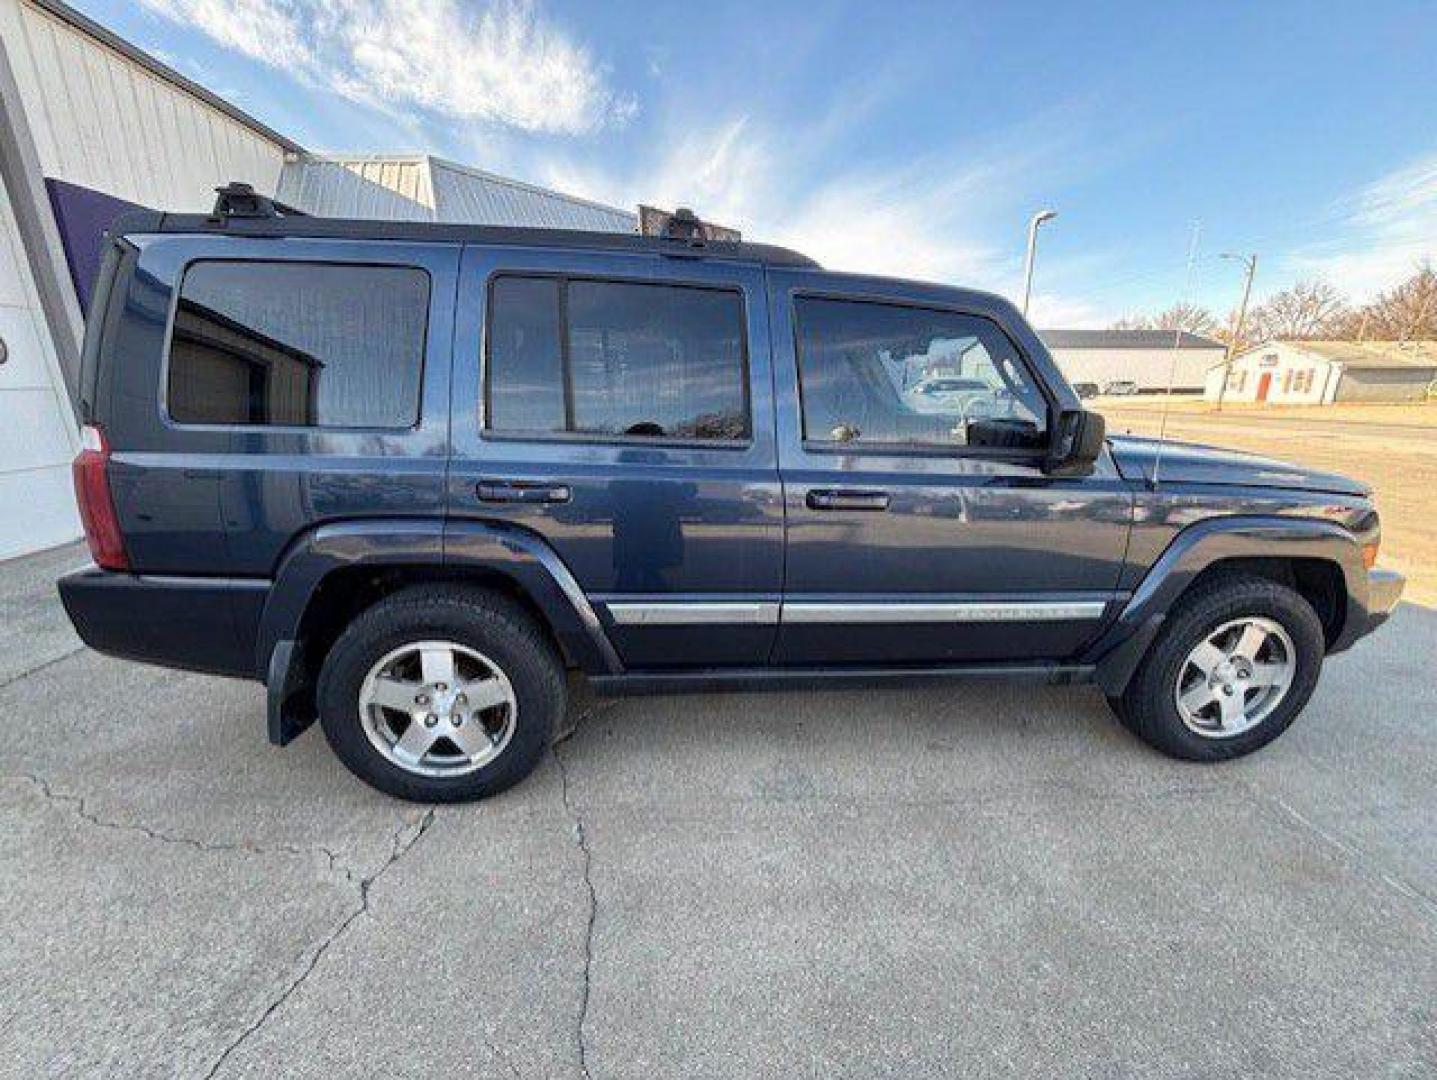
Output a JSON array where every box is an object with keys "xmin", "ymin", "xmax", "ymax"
[
  {"xmin": 1021, "ymin": 209, "xmax": 1057, "ymax": 317},
  {"xmin": 1216, "ymin": 253, "xmax": 1257, "ymax": 411}
]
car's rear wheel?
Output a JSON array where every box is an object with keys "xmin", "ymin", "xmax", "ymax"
[
  {"xmin": 1111, "ymin": 574, "xmax": 1325, "ymax": 761},
  {"xmin": 316, "ymin": 586, "xmax": 564, "ymax": 801}
]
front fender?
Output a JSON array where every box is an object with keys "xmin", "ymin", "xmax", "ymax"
[{"xmin": 1085, "ymin": 514, "xmax": 1371, "ymax": 696}]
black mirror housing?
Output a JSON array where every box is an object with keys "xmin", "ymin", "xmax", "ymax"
[{"xmin": 1043, "ymin": 408, "xmax": 1106, "ymax": 476}]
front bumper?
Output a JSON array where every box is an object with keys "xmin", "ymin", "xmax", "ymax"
[
  {"xmin": 1361, "ymin": 567, "xmax": 1405, "ymax": 633},
  {"xmin": 57, "ymin": 566, "xmax": 269, "ymax": 679}
]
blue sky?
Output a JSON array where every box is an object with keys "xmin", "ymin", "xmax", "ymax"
[{"xmin": 78, "ymin": 0, "xmax": 1437, "ymax": 327}]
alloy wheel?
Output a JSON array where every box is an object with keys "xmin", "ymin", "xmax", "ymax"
[
  {"xmin": 358, "ymin": 640, "xmax": 517, "ymax": 777},
  {"xmin": 1173, "ymin": 616, "xmax": 1296, "ymax": 738}
]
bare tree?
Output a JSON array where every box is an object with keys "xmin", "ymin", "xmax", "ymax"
[
  {"xmin": 1151, "ymin": 302, "xmax": 1217, "ymax": 335},
  {"xmin": 1108, "ymin": 303, "xmax": 1217, "ymax": 335},
  {"xmin": 1242, "ymin": 279, "xmax": 1348, "ymax": 341},
  {"xmin": 1107, "ymin": 314, "xmax": 1153, "ymax": 331},
  {"xmin": 1343, "ymin": 263, "xmax": 1437, "ymax": 341}
]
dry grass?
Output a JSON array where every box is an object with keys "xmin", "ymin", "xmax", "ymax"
[{"xmin": 1099, "ymin": 399, "xmax": 1437, "ymax": 605}]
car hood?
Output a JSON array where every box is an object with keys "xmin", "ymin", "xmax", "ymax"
[{"xmin": 1107, "ymin": 435, "xmax": 1370, "ymax": 496}]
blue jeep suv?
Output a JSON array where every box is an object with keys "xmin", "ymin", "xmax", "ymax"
[{"xmin": 59, "ymin": 191, "xmax": 1404, "ymax": 801}]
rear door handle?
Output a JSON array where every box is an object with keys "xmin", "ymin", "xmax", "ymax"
[
  {"xmin": 806, "ymin": 488, "xmax": 891, "ymax": 512},
  {"xmin": 476, "ymin": 479, "xmax": 572, "ymax": 504}
]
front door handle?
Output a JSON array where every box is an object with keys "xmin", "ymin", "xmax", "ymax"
[
  {"xmin": 806, "ymin": 488, "xmax": 891, "ymax": 512},
  {"xmin": 476, "ymin": 479, "xmax": 572, "ymax": 504}
]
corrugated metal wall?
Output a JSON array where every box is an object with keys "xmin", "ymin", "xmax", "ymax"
[
  {"xmin": 275, "ymin": 157, "xmax": 435, "ymax": 221},
  {"xmin": 278, "ymin": 155, "xmax": 638, "ymax": 233},
  {"xmin": 0, "ymin": 0, "xmax": 285, "ymax": 209},
  {"xmin": 1048, "ymin": 346, "xmax": 1223, "ymax": 391},
  {"xmin": 0, "ymin": 170, "xmax": 81, "ymax": 558},
  {"xmin": 430, "ymin": 159, "xmax": 635, "ymax": 232},
  {"xmin": 1335, "ymin": 367, "xmax": 1436, "ymax": 403}
]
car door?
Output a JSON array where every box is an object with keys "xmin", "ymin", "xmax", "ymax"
[
  {"xmin": 448, "ymin": 246, "xmax": 783, "ymax": 668},
  {"xmin": 769, "ymin": 269, "xmax": 1133, "ymax": 666}
]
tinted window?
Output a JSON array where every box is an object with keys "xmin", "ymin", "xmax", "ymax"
[
  {"xmin": 795, "ymin": 298, "xmax": 1047, "ymax": 450},
  {"xmin": 487, "ymin": 277, "xmax": 566, "ymax": 432},
  {"xmin": 167, "ymin": 261, "xmax": 429, "ymax": 427},
  {"xmin": 486, "ymin": 276, "xmax": 749, "ymax": 441}
]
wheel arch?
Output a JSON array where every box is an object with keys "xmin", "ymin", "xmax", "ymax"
[
  {"xmin": 259, "ymin": 518, "xmax": 620, "ymax": 745},
  {"xmin": 1087, "ymin": 514, "xmax": 1368, "ymax": 696}
]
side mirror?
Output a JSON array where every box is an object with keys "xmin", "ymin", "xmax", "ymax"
[{"xmin": 1043, "ymin": 408, "xmax": 1106, "ymax": 476}]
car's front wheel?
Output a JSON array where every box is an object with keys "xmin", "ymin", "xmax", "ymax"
[
  {"xmin": 316, "ymin": 586, "xmax": 565, "ymax": 801},
  {"xmin": 1110, "ymin": 574, "xmax": 1326, "ymax": 761}
]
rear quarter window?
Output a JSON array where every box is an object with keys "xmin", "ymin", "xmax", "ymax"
[{"xmin": 165, "ymin": 261, "xmax": 430, "ymax": 428}]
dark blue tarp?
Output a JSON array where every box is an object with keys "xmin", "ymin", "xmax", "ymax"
[{"xmin": 45, "ymin": 178, "xmax": 145, "ymax": 315}]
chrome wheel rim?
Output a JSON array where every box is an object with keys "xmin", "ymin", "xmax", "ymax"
[
  {"xmin": 358, "ymin": 640, "xmax": 517, "ymax": 777},
  {"xmin": 1174, "ymin": 616, "xmax": 1296, "ymax": 739}
]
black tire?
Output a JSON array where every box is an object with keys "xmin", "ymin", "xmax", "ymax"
[
  {"xmin": 316, "ymin": 585, "xmax": 565, "ymax": 802},
  {"xmin": 1112, "ymin": 573, "xmax": 1325, "ymax": 762}
]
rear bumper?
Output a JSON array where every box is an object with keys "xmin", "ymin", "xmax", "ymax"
[{"xmin": 57, "ymin": 566, "xmax": 269, "ymax": 679}]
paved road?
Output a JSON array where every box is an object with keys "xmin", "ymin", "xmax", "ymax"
[{"xmin": 3, "ymin": 544, "xmax": 1434, "ymax": 1077}]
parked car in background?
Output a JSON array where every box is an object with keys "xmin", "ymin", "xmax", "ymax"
[
  {"xmin": 904, "ymin": 376, "xmax": 1002, "ymax": 418},
  {"xmin": 1103, "ymin": 379, "xmax": 1140, "ymax": 396},
  {"xmin": 1072, "ymin": 381, "xmax": 1100, "ymax": 399},
  {"xmin": 59, "ymin": 193, "xmax": 1404, "ymax": 801}
]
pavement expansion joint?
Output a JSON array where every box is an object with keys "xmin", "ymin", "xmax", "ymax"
[{"xmin": 554, "ymin": 744, "xmax": 598, "ymax": 1080}]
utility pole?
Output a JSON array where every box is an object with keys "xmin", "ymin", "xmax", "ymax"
[
  {"xmin": 1216, "ymin": 253, "xmax": 1257, "ymax": 411},
  {"xmin": 1021, "ymin": 209, "xmax": 1057, "ymax": 316}
]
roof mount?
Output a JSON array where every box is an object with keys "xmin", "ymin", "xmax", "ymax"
[
  {"xmin": 210, "ymin": 181, "xmax": 307, "ymax": 220},
  {"xmin": 638, "ymin": 204, "xmax": 742, "ymax": 246}
]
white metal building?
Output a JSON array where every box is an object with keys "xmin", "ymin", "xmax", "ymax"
[
  {"xmin": 1204, "ymin": 340, "xmax": 1437, "ymax": 405},
  {"xmin": 0, "ymin": 0, "xmax": 634, "ymax": 561},
  {"xmin": 277, "ymin": 154, "xmax": 637, "ymax": 231},
  {"xmin": 1041, "ymin": 329, "xmax": 1225, "ymax": 394}
]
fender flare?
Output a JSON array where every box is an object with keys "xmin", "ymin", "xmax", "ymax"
[
  {"xmin": 1085, "ymin": 514, "xmax": 1369, "ymax": 696},
  {"xmin": 258, "ymin": 518, "xmax": 622, "ymax": 744}
]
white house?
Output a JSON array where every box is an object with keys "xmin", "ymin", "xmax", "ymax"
[
  {"xmin": 1041, "ymin": 329, "xmax": 1226, "ymax": 393},
  {"xmin": 0, "ymin": 0, "xmax": 634, "ymax": 561},
  {"xmin": 1204, "ymin": 340, "xmax": 1437, "ymax": 405}
]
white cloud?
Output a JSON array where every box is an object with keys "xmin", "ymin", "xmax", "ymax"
[
  {"xmin": 1281, "ymin": 152, "xmax": 1437, "ymax": 299},
  {"xmin": 138, "ymin": 0, "xmax": 631, "ymax": 135},
  {"xmin": 535, "ymin": 109, "xmax": 1096, "ymax": 312}
]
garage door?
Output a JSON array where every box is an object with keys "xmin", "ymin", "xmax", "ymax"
[{"xmin": 0, "ymin": 172, "xmax": 80, "ymax": 560}]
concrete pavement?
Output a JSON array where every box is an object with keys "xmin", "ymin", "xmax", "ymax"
[{"xmin": 2, "ymin": 543, "xmax": 1434, "ymax": 1077}]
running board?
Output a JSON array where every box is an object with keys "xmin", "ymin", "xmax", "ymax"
[{"xmin": 588, "ymin": 663, "xmax": 1096, "ymax": 696}]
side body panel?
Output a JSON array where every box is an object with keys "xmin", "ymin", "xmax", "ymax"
[
  {"xmin": 102, "ymin": 233, "xmax": 458, "ymax": 579},
  {"xmin": 446, "ymin": 245, "xmax": 784, "ymax": 668}
]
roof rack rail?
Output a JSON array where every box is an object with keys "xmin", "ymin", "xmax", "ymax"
[{"xmin": 210, "ymin": 181, "xmax": 308, "ymax": 220}]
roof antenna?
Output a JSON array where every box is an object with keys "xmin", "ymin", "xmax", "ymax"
[{"xmin": 1151, "ymin": 220, "xmax": 1202, "ymax": 489}]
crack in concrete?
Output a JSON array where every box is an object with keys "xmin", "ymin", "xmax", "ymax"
[
  {"xmin": 553, "ymin": 745, "xmax": 597, "ymax": 1080},
  {"xmin": 201, "ymin": 806, "xmax": 438, "ymax": 1079},
  {"xmin": 0, "ymin": 645, "xmax": 88, "ymax": 691},
  {"xmin": 1250, "ymin": 784, "xmax": 1437, "ymax": 923},
  {"xmin": 11, "ymin": 772, "xmax": 362, "ymax": 882}
]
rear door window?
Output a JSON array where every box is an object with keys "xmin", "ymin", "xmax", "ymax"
[
  {"xmin": 166, "ymin": 261, "xmax": 430, "ymax": 428},
  {"xmin": 486, "ymin": 275, "xmax": 750, "ymax": 442}
]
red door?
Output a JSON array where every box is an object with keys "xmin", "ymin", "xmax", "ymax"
[{"xmin": 1256, "ymin": 372, "xmax": 1273, "ymax": 402}]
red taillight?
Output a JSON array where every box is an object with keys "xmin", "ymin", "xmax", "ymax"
[{"xmin": 72, "ymin": 424, "xmax": 129, "ymax": 571}]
